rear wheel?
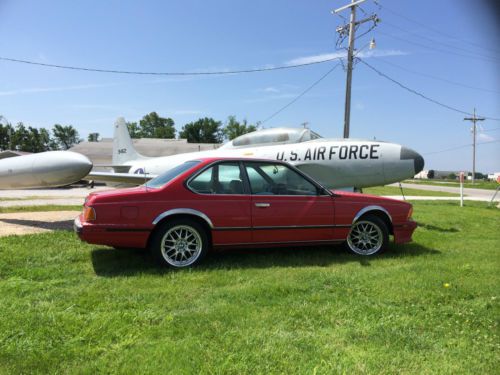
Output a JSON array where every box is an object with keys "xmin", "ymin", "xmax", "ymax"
[
  {"xmin": 151, "ymin": 219, "xmax": 208, "ymax": 268},
  {"xmin": 346, "ymin": 215, "xmax": 388, "ymax": 256}
]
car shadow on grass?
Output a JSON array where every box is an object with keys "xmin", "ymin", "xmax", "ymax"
[
  {"xmin": 417, "ymin": 222, "xmax": 459, "ymax": 233},
  {"xmin": 91, "ymin": 243, "xmax": 440, "ymax": 277},
  {"xmin": 0, "ymin": 218, "xmax": 74, "ymax": 231}
]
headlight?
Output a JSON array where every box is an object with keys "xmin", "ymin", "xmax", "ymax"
[{"xmin": 83, "ymin": 206, "xmax": 96, "ymax": 221}]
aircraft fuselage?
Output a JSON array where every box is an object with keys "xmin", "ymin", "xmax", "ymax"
[{"xmin": 122, "ymin": 139, "xmax": 423, "ymax": 189}]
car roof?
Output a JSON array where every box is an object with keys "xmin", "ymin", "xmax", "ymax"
[{"xmin": 191, "ymin": 156, "xmax": 289, "ymax": 164}]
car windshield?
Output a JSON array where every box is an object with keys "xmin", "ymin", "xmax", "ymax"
[{"xmin": 145, "ymin": 161, "xmax": 201, "ymax": 189}]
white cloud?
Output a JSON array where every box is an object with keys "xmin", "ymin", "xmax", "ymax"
[
  {"xmin": 262, "ymin": 87, "xmax": 280, "ymax": 93},
  {"xmin": 286, "ymin": 49, "xmax": 408, "ymax": 65},
  {"xmin": 478, "ymin": 133, "xmax": 495, "ymax": 142},
  {"xmin": 355, "ymin": 102, "xmax": 365, "ymax": 111},
  {"xmin": 37, "ymin": 53, "xmax": 48, "ymax": 62}
]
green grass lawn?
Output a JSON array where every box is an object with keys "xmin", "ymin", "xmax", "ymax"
[
  {"xmin": 0, "ymin": 196, "xmax": 75, "ymax": 202},
  {"xmin": 404, "ymin": 179, "xmax": 499, "ymax": 190},
  {"xmin": 0, "ymin": 201, "xmax": 498, "ymax": 374},
  {"xmin": 0, "ymin": 205, "xmax": 82, "ymax": 214},
  {"xmin": 364, "ymin": 186, "xmax": 458, "ymax": 197}
]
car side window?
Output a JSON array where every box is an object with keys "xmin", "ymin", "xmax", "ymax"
[
  {"xmin": 188, "ymin": 162, "xmax": 245, "ymax": 194},
  {"xmin": 245, "ymin": 162, "xmax": 318, "ymax": 196}
]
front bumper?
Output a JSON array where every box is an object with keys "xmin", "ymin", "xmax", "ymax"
[{"xmin": 393, "ymin": 219, "xmax": 417, "ymax": 244}]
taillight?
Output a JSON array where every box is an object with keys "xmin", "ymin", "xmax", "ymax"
[
  {"xmin": 83, "ymin": 206, "xmax": 96, "ymax": 221},
  {"xmin": 407, "ymin": 207, "xmax": 413, "ymax": 220}
]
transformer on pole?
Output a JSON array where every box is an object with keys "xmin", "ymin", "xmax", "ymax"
[
  {"xmin": 463, "ymin": 108, "xmax": 485, "ymax": 184},
  {"xmin": 333, "ymin": 0, "xmax": 378, "ymax": 138}
]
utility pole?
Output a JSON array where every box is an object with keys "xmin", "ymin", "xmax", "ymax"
[
  {"xmin": 333, "ymin": 0, "xmax": 378, "ymax": 138},
  {"xmin": 464, "ymin": 108, "xmax": 485, "ymax": 184}
]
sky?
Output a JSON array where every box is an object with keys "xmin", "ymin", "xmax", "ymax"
[{"xmin": 1, "ymin": 0, "xmax": 499, "ymax": 172}]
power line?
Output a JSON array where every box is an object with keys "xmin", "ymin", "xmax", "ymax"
[
  {"xmin": 377, "ymin": 30, "xmax": 498, "ymax": 64},
  {"xmin": 371, "ymin": 57, "xmax": 500, "ymax": 94},
  {"xmin": 357, "ymin": 57, "xmax": 500, "ymax": 121},
  {"xmin": 424, "ymin": 140, "xmax": 500, "ymax": 155},
  {"xmin": 378, "ymin": 2, "xmax": 500, "ymax": 54},
  {"xmin": 381, "ymin": 21, "xmax": 500, "ymax": 62},
  {"xmin": 0, "ymin": 56, "xmax": 341, "ymax": 76},
  {"xmin": 260, "ymin": 62, "xmax": 341, "ymax": 125}
]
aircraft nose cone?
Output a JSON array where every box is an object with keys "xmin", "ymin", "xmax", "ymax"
[
  {"xmin": 400, "ymin": 147, "xmax": 425, "ymax": 174},
  {"xmin": 69, "ymin": 151, "xmax": 92, "ymax": 166},
  {"xmin": 66, "ymin": 151, "xmax": 93, "ymax": 175}
]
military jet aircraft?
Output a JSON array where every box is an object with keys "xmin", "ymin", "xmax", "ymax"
[
  {"xmin": 0, "ymin": 150, "xmax": 93, "ymax": 189},
  {"xmin": 88, "ymin": 117, "xmax": 424, "ymax": 189}
]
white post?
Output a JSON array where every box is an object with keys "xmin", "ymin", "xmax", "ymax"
[{"xmin": 459, "ymin": 171, "xmax": 464, "ymax": 207}]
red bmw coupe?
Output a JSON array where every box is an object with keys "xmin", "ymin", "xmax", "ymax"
[{"xmin": 75, "ymin": 157, "xmax": 417, "ymax": 268}]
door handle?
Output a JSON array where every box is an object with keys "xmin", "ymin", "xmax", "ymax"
[{"xmin": 255, "ymin": 202, "xmax": 270, "ymax": 208}]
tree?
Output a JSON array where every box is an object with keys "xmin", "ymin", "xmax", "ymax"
[
  {"xmin": 27, "ymin": 126, "xmax": 52, "ymax": 152},
  {"xmin": 10, "ymin": 123, "xmax": 30, "ymax": 151},
  {"xmin": 447, "ymin": 173, "xmax": 457, "ymax": 180},
  {"xmin": 126, "ymin": 122, "xmax": 141, "ymax": 138},
  {"xmin": 52, "ymin": 124, "xmax": 82, "ymax": 150},
  {"xmin": 0, "ymin": 121, "xmax": 14, "ymax": 151},
  {"xmin": 2, "ymin": 122, "xmax": 58, "ymax": 152},
  {"xmin": 88, "ymin": 132, "xmax": 100, "ymax": 142},
  {"xmin": 126, "ymin": 113, "xmax": 176, "ymax": 139},
  {"xmin": 223, "ymin": 116, "xmax": 257, "ymax": 140},
  {"xmin": 139, "ymin": 112, "xmax": 175, "ymax": 138},
  {"xmin": 180, "ymin": 118, "xmax": 223, "ymax": 143},
  {"xmin": 427, "ymin": 170, "xmax": 435, "ymax": 179}
]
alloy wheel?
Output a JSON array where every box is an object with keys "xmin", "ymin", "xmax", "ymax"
[
  {"xmin": 347, "ymin": 220, "xmax": 384, "ymax": 255},
  {"xmin": 160, "ymin": 225, "xmax": 203, "ymax": 267}
]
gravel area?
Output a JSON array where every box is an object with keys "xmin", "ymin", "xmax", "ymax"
[
  {"xmin": 0, "ymin": 186, "xmax": 112, "ymax": 207},
  {"xmin": 0, "ymin": 211, "xmax": 80, "ymax": 237}
]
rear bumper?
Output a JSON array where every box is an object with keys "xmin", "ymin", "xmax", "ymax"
[
  {"xmin": 393, "ymin": 220, "xmax": 417, "ymax": 244},
  {"xmin": 74, "ymin": 216, "xmax": 150, "ymax": 248},
  {"xmin": 74, "ymin": 216, "xmax": 83, "ymax": 234}
]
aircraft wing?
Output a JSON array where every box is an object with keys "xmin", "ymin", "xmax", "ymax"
[
  {"xmin": 93, "ymin": 165, "xmax": 133, "ymax": 173},
  {"xmin": 87, "ymin": 171, "xmax": 157, "ymax": 184}
]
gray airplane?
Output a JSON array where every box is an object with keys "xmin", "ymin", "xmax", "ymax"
[
  {"xmin": 88, "ymin": 118, "xmax": 424, "ymax": 189},
  {"xmin": 0, "ymin": 150, "xmax": 93, "ymax": 189}
]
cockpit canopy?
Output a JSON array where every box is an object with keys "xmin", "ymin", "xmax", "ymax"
[{"xmin": 221, "ymin": 127, "xmax": 322, "ymax": 149}]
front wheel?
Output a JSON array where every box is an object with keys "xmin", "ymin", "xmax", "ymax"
[
  {"xmin": 346, "ymin": 215, "xmax": 388, "ymax": 256},
  {"xmin": 150, "ymin": 219, "xmax": 208, "ymax": 268}
]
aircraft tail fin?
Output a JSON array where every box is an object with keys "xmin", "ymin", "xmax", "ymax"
[{"xmin": 112, "ymin": 117, "xmax": 146, "ymax": 164}]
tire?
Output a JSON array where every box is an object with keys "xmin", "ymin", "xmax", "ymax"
[
  {"xmin": 150, "ymin": 218, "xmax": 209, "ymax": 268},
  {"xmin": 345, "ymin": 214, "xmax": 389, "ymax": 256}
]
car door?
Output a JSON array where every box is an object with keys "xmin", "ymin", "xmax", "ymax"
[
  {"xmin": 187, "ymin": 161, "xmax": 252, "ymax": 245},
  {"xmin": 243, "ymin": 161, "xmax": 335, "ymax": 244}
]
